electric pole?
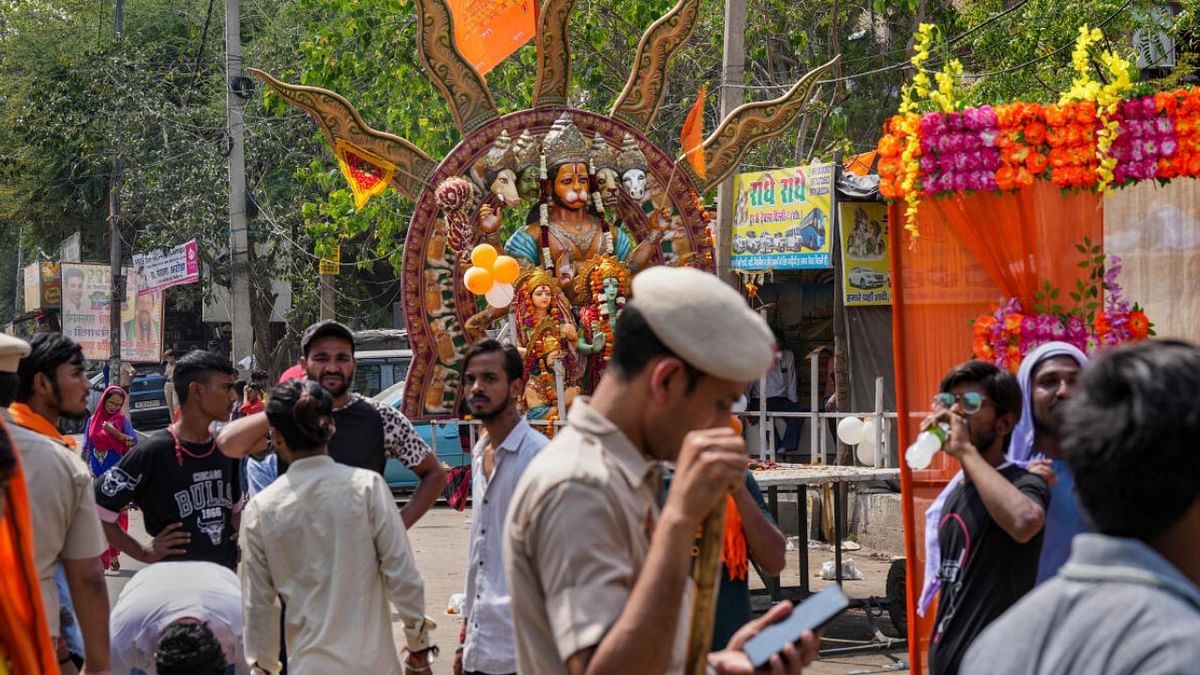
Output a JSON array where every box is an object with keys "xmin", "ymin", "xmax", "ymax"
[
  {"xmin": 715, "ymin": 0, "xmax": 745, "ymax": 285},
  {"xmin": 226, "ymin": 0, "xmax": 254, "ymax": 373},
  {"xmin": 109, "ymin": 0, "xmax": 124, "ymax": 383}
]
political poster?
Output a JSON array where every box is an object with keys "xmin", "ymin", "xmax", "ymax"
[
  {"xmin": 840, "ymin": 202, "xmax": 893, "ymax": 306},
  {"xmin": 121, "ymin": 270, "xmax": 164, "ymax": 363},
  {"xmin": 131, "ymin": 239, "xmax": 199, "ymax": 295},
  {"xmin": 60, "ymin": 263, "xmax": 113, "ymax": 360},
  {"xmin": 731, "ymin": 163, "xmax": 834, "ymax": 270}
]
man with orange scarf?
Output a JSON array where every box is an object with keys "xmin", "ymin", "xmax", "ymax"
[
  {"xmin": 9, "ymin": 332, "xmax": 111, "ymax": 674},
  {"xmin": 0, "ymin": 332, "xmax": 58, "ymax": 674}
]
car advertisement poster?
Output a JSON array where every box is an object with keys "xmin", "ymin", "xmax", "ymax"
[
  {"xmin": 840, "ymin": 202, "xmax": 893, "ymax": 306},
  {"xmin": 60, "ymin": 264, "xmax": 164, "ymax": 362},
  {"xmin": 731, "ymin": 163, "xmax": 833, "ymax": 270}
]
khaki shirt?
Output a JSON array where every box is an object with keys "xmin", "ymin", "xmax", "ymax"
[
  {"xmin": 504, "ymin": 399, "xmax": 691, "ymax": 675},
  {"xmin": 5, "ymin": 416, "xmax": 106, "ymax": 637}
]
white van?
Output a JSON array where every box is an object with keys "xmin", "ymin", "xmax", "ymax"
[{"xmin": 352, "ymin": 349, "xmax": 413, "ymax": 398}]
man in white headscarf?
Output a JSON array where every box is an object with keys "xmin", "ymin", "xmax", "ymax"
[{"xmin": 918, "ymin": 342, "xmax": 1089, "ymax": 616}]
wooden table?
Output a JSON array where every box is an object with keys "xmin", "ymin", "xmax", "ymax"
[{"xmin": 751, "ymin": 464, "xmax": 901, "ymax": 595}]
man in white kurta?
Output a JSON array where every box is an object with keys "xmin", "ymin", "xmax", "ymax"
[{"xmin": 238, "ymin": 454, "xmax": 434, "ymax": 674}]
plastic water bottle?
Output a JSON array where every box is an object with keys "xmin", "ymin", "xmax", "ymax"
[{"xmin": 906, "ymin": 423, "xmax": 949, "ymax": 469}]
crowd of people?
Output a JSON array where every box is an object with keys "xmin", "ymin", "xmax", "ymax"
[{"xmin": 0, "ymin": 263, "xmax": 1197, "ymax": 675}]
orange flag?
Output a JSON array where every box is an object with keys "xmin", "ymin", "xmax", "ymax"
[{"xmin": 680, "ymin": 85, "xmax": 707, "ymax": 180}]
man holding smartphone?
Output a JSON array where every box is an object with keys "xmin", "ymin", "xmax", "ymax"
[{"xmin": 504, "ymin": 267, "xmax": 819, "ymax": 675}]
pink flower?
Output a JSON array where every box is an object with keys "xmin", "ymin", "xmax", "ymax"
[
  {"xmin": 920, "ymin": 156, "xmax": 938, "ymax": 174},
  {"xmin": 951, "ymin": 172, "xmax": 970, "ymax": 192},
  {"xmin": 1156, "ymin": 117, "xmax": 1174, "ymax": 135}
]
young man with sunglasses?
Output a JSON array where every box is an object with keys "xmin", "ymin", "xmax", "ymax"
[{"xmin": 923, "ymin": 360, "xmax": 1049, "ymax": 675}]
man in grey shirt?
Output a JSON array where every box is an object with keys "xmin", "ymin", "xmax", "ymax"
[{"xmin": 962, "ymin": 340, "xmax": 1200, "ymax": 674}]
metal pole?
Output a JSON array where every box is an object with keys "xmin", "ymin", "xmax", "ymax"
[
  {"xmin": 874, "ymin": 376, "xmax": 885, "ymax": 468},
  {"xmin": 226, "ymin": 0, "xmax": 254, "ymax": 375},
  {"xmin": 714, "ymin": 0, "xmax": 746, "ymax": 286},
  {"xmin": 108, "ymin": 0, "xmax": 124, "ymax": 381},
  {"xmin": 809, "ymin": 351, "xmax": 820, "ymax": 464}
]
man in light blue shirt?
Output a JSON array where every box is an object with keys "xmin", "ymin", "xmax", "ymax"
[
  {"xmin": 455, "ymin": 339, "xmax": 548, "ymax": 675},
  {"xmin": 963, "ymin": 340, "xmax": 1200, "ymax": 674}
]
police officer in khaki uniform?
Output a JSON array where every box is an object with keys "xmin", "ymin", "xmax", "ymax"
[{"xmin": 504, "ymin": 267, "xmax": 819, "ymax": 675}]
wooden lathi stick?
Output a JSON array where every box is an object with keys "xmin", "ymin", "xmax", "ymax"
[{"xmin": 685, "ymin": 497, "xmax": 728, "ymax": 675}]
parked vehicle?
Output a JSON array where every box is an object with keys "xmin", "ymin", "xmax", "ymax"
[
  {"xmin": 372, "ymin": 381, "xmax": 471, "ymax": 491},
  {"xmin": 353, "ymin": 349, "xmax": 413, "ymax": 398},
  {"xmin": 58, "ymin": 366, "xmax": 171, "ymax": 435}
]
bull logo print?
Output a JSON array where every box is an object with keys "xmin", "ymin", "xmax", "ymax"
[
  {"xmin": 197, "ymin": 510, "xmax": 225, "ymax": 546},
  {"xmin": 100, "ymin": 468, "xmax": 140, "ymax": 497}
]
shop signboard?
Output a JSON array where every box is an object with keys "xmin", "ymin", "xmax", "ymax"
[
  {"xmin": 23, "ymin": 262, "xmax": 62, "ymax": 311},
  {"xmin": 132, "ymin": 239, "xmax": 200, "ymax": 295},
  {"xmin": 60, "ymin": 263, "xmax": 113, "ymax": 360},
  {"xmin": 731, "ymin": 163, "xmax": 833, "ymax": 270}
]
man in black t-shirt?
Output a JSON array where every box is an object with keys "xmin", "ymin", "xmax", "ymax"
[
  {"xmin": 218, "ymin": 320, "xmax": 446, "ymax": 528},
  {"xmin": 95, "ymin": 351, "xmax": 243, "ymax": 569},
  {"xmin": 924, "ymin": 360, "xmax": 1050, "ymax": 675}
]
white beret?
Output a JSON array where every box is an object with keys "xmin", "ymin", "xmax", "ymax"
[
  {"xmin": 0, "ymin": 333, "xmax": 30, "ymax": 374},
  {"xmin": 629, "ymin": 266, "xmax": 775, "ymax": 382}
]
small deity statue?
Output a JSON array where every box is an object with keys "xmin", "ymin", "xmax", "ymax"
[
  {"xmin": 575, "ymin": 256, "xmax": 631, "ymax": 389},
  {"xmin": 504, "ymin": 114, "xmax": 662, "ymax": 303},
  {"xmin": 513, "ymin": 268, "xmax": 588, "ymax": 419},
  {"xmin": 513, "ymin": 129, "xmax": 542, "ymax": 206},
  {"xmin": 473, "ymin": 130, "xmax": 520, "ymax": 245},
  {"xmin": 590, "ymin": 133, "xmax": 622, "ymax": 211},
  {"xmin": 616, "ymin": 133, "xmax": 652, "ymax": 205}
]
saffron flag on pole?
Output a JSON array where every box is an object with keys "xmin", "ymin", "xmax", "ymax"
[
  {"xmin": 447, "ymin": 0, "xmax": 538, "ymax": 76},
  {"xmin": 680, "ymin": 85, "xmax": 707, "ymax": 180}
]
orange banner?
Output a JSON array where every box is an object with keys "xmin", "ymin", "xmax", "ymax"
[{"xmin": 447, "ymin": 0, "xmax": 537, "ymax": 75}]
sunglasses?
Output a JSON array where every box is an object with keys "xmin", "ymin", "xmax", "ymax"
[{"xmin": 932, "ymin": 391, "xmax": 988, "ymax": 415}]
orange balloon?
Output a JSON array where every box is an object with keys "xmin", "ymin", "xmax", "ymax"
[
  {"xmin": 464, "ymin": 266, "xmax": 494, "ymax": 295},
  {"xmin": 492, "ymin": 255, "xmax": 520, "ymax": 284},
  {"xmin": 729, "ymin": 415, "xmax": 744, "ymax": 435},
  {"xmin": 470, "ymin": 243, "xmax": 498, "ymax": 269}
]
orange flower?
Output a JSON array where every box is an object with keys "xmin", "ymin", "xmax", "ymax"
[
  {"xmin": 1074, "ymin": 102, "xmax": 1097, "ymax": 126},
  {"xmin": 1026, "ymin": 152, "xmax": 1048, "ymax": 174},
  {"xmin": 973, "ymin": 315, "xmax": 997, "ymax": 337},
  {"xmin": 878, "ymin": 157, "xmax": 900, "ymax": 178},
  {"xmin": 1046, "ymin": 126, "xmax": 1067, "ymax": 147},
  {"xmin": 1155, "ymin": 91, "xmax": 1178, "ymax": 117},
  {"xmin": 995, "ymin": 166, "xmax": 1017, "ymax": 191},
  {"xmin": 1094, "ymin": 311, "xmax": 1112, "ymax": 336},
  {"xmin": 878, "ymin": 135, "xmax": 902, "ymax": 158},
  {"xmin": 1045, "ymin": 105, "xmax": 1067, "ymax": 127},
  {"xmin": 1004, "ymin": 313, "xmax": 1024, "ymax": 334},
  {"xmin": 1005, "ymin": 344, "xmax": 1022, "ymax": 366},
  {"xmin": 1023, "ymin": 121, "xmax": 1046, "ymax": 145},
  {"xmin": 1016, "ymin": 167, "xmax": 1035, "ymax": 187},
  {"xmin": 973, "ymin": 336, "xmax": 995, "ymax": 360},
  {"xmin": 1188, "ymin": 154, "xmax": 1200, "ymax": 177},
  {"xmin": 1128, "ymin": 311, "xmax": 1150, "ymax": 339}
]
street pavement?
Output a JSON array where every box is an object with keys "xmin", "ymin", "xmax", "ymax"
[{"xmin": 106, "ymin": 504, "xmax": 908, "ymax": 673}]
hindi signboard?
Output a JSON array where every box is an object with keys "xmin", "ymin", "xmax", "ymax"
[
  {"xmin": 318, "ymin": 245, "xmax": 341, "ymax": 276},
  {"xmin": 840, "ymin": 202, "xmax": 893, "ymax": 306},
  {"xmin": 61, "ymin": 263, "xmax": 113, "ymax": 360},
  {"xmin": 731, "ymin": 163, "xmax": 834, "ymax": 270},
  {"xmin": 132, "ymin": 240, "xmax": 200, "ymax": 295}
]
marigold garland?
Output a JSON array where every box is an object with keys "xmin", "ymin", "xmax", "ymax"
[{"xmin": 875, "ymin": 25, "xmax": 1190, "ymax": 234}]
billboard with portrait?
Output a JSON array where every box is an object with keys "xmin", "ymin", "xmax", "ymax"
[{"xmin": 60, "ymin": 263, "xmax": 113, "ymax": 360}]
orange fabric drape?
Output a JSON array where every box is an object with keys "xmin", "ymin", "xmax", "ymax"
[
  {"xmin": 0, "ymin": 421, "xmax": 57, "ymax": 674},
  {"xmin": 890, "ymin": 182, "xmax": 1102, "ymax": 674}
]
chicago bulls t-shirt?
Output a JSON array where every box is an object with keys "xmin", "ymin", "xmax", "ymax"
[{"xmin": 94, "ymin": 428, "xmax": 243, "ymax": 569}]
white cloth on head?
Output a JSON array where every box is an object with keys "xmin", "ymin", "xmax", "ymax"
[{"xmin": 916, "ymin": 342, "xmax": 1089, "ymax": 616}]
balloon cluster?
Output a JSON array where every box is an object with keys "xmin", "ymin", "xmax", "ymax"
[
  {"xmin": 835, "ymin": 416, "xmax": 882, "ymax": 466},
  {"xmin": 464, "ymin": 244, "xmax": 520, "ymax": 308}
]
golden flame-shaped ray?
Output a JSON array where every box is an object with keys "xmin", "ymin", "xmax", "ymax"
[
  {"xmin": 610, "ymin": 0, "xmax": 703, "ymax": 131},
  {"xmin": 531, "ymin": 0, "xmax": 575, "ymax": 108},
  {"xmin": 689, "ymin": 55, "xmax": 840, "ymax": 193},
  {"xmin": 413, "ymin": 0, "xmax": 499, "ymax": 134},
  {"xmin": 249, "ymin": 68, "xmax": 437, "ymax": 201}
]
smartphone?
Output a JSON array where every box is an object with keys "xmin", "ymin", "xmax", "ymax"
[{"xmin": 741, "ymin": 585, "xmax": 849, "ymax": 670}]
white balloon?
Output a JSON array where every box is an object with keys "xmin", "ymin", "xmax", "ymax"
[
  {"xmin": 484, "ymin": 283, "xmax": 515, "ymax": 308},
  {"xmin": 858, "ymin": 418, "xmax": 879, "ymax": 464},
  {"xmin": 836, "ymin": 416, "xmax": 865, "ymax": 445},
  {"xmin": 856, "ymin": 441, "xmax": 876, "ymax": 466}
]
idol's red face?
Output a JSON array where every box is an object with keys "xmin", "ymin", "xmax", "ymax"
[{"xmin": 552, "ymin": 163, "xmax": 589, "ymax": 210}]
